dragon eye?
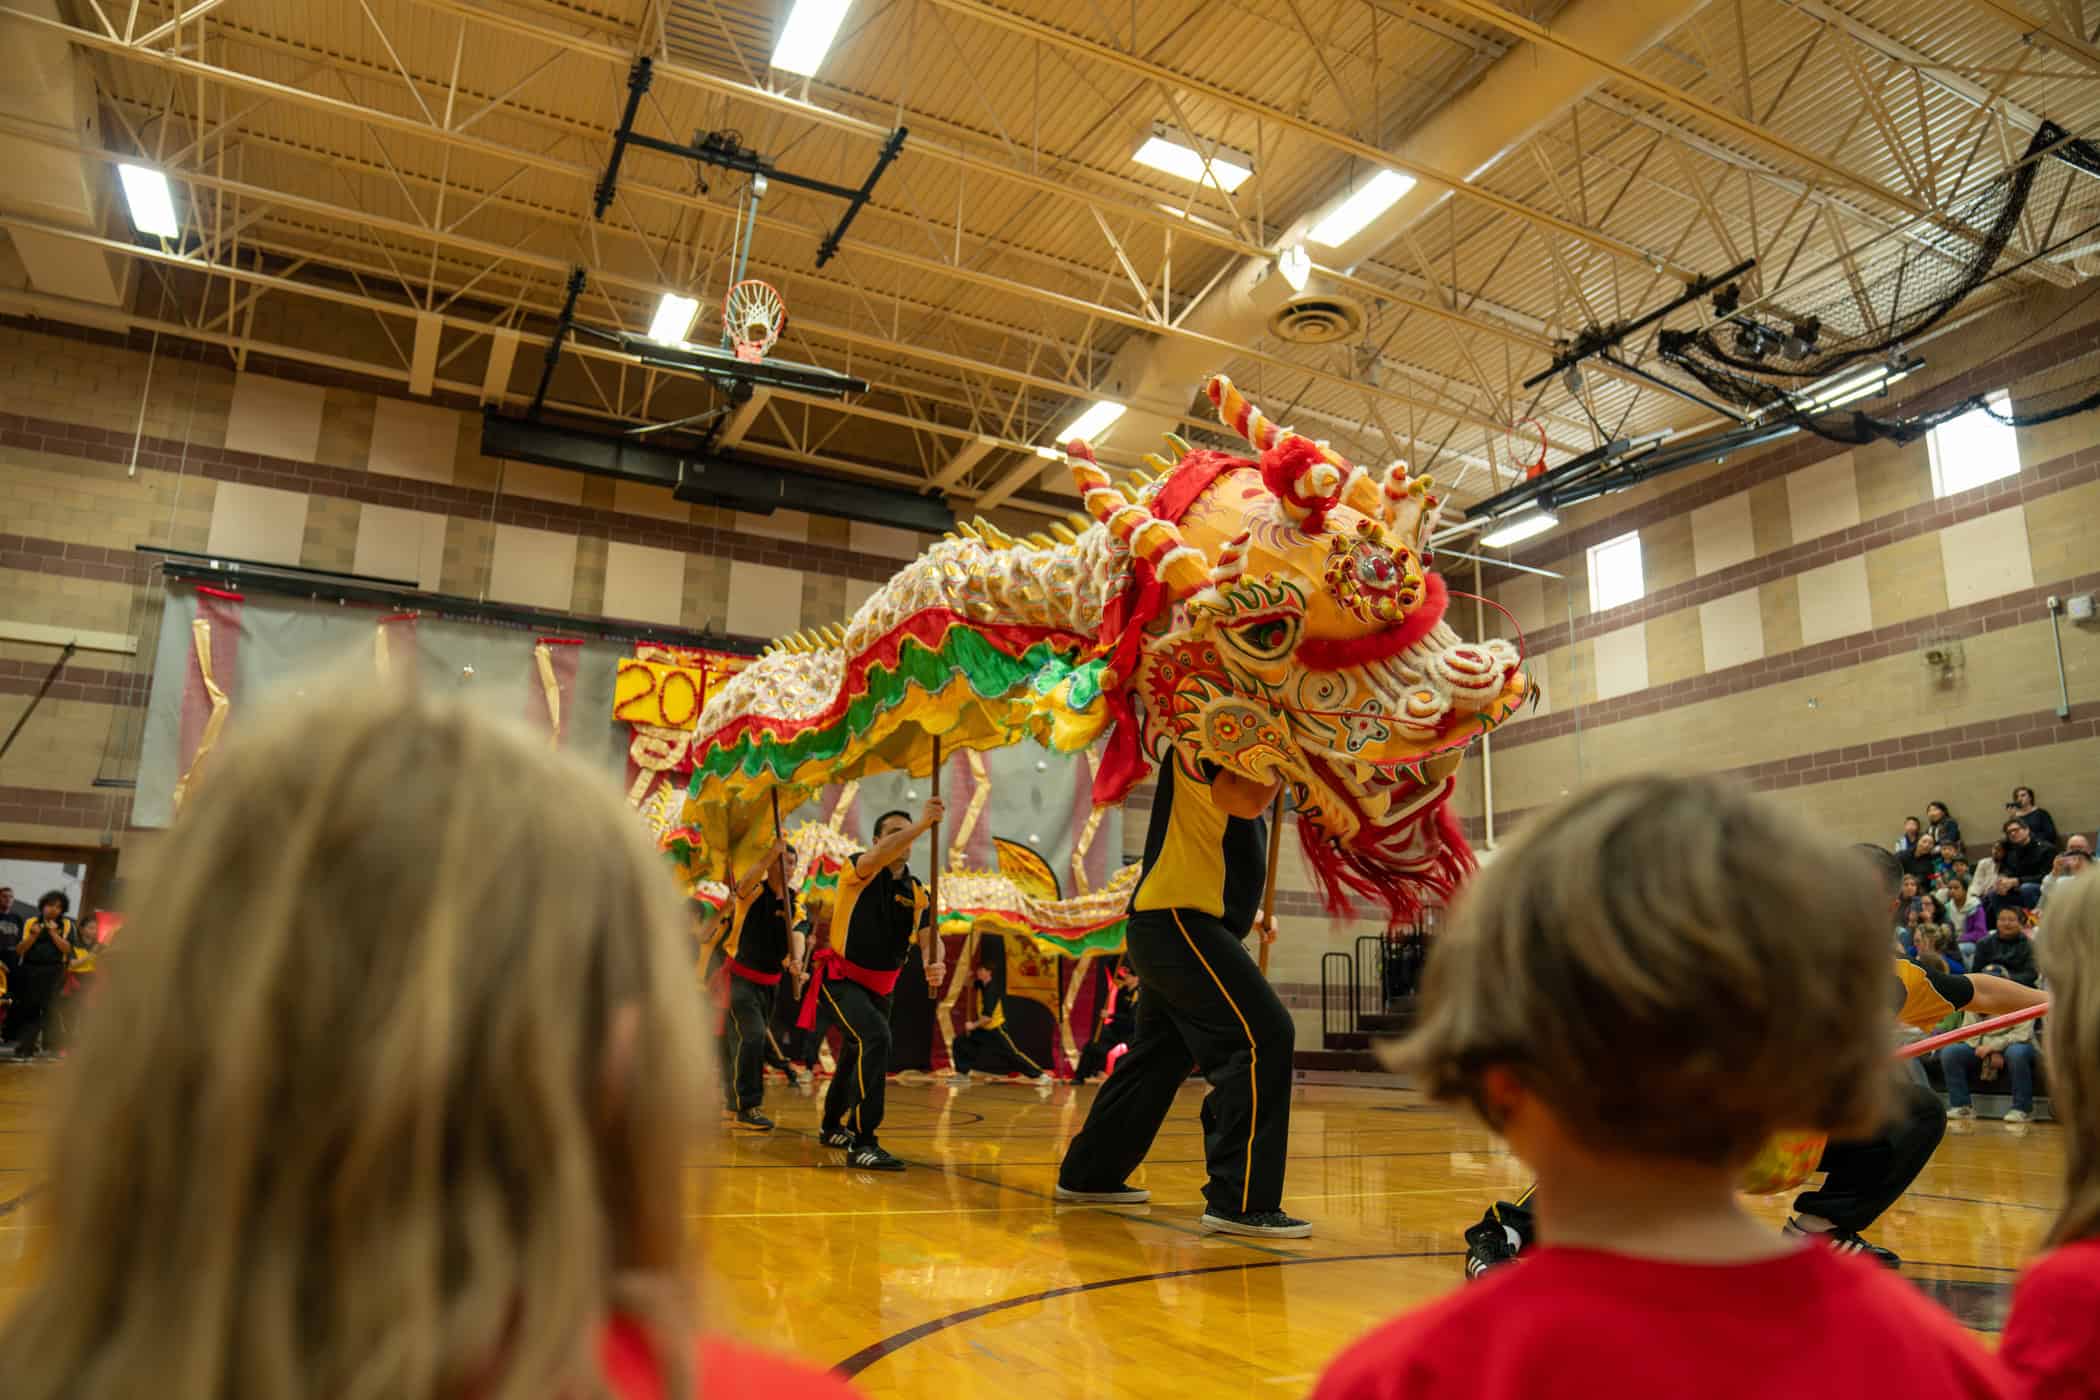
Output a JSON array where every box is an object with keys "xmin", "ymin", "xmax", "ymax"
[{"xmin": 1225, "ymin": 613, "xmax": 1301, "ymax": 660}]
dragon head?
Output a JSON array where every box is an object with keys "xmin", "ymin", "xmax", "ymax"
[{"xmin": 1069, "ymin": 375, "xmax": 1530, "ymax": 921}]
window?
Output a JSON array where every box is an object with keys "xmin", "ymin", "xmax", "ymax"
[
  {"xmin": 1587, "ymin": 530, "xmax": 1645, "ymax": 613},
  {"xmin": 1928, "ymin": 390, "xmax": 2021, "ymax": 498}
]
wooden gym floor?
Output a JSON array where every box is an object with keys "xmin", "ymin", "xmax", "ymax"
[{"xmin": 0, "ymin": 1068, "xmax": 2062, "ymax": 1395}]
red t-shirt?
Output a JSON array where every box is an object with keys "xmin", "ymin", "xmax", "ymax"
[
  {"xmin": 1312, "ymin": 1243, "xmax": 2010, "ymax": 1400},
  {"xmin": 1999, "ymin": 1238, "xmax": 2100, "ymax": 1400},
  {"xmin": 601, "ymin": 1324, "xmax": 862, "ymax": 1400}
]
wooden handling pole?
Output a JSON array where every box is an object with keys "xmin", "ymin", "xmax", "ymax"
[
  {"xmin": 929, "ymin": 735, "xmax": 942, "ymax": 940},
  {"xmin": 1258, "ymin": 789, "xmax": 1284, "ymax": 976}
]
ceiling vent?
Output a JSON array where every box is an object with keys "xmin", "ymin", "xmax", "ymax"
[{"xmin": 1269, "ymin": 292, "xmax": 1365, "ymax": 345}]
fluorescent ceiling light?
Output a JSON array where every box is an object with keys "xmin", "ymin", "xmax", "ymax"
[
  {"xmin": 772, "ymin": 0, "xmax": 853, "ymax": 78},
  {"xmin": 1479, "ymin": 509, "xmax": 1559, "ymax": 548},
  {"xmin": 1033, "ymin": 445, "xmax": 1061, "ymax": 459},
  {"xmin": 117, "ymin": 164, "xmax": 179, "ymax": 239},
  {"xmin": 647, "ymin": 293, "xmax": 701, "ymax": 346},
  {"xmin": 1308, "ymin": 169, "xmax": 1416, "ymax": 247},
  {"xmin": 1278, "ymin": 242, "xmax": 1312, "ymax": 292},
  {"xmin": 1800, "ymin": 365, "xmax": 1911, "ymax": 413},
  {"xmin": 1060, "ymin": 400, "xmax": 1127, "ymax": 444},
  {"xmin": 1132, "ymin": 125, "xmax": 1253, "ymax": 192}
]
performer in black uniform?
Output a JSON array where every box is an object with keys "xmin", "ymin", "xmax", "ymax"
[
  {"xmin": 797, "ymin": 800, "xmax": 946, "ymax": 1172},
  {"xmin": 951, "ymin": 953, "xmax": 1051, "ymax": 1082},
  {"xmin": 1057, "ymin": 761, "xmax": 1308, "ymax": 1238},
  {"xmin": 1073, "ymin": 961, "xmax": 1141, "ymax": 1083},
  {"xmin": 718, "ymin": 838, "xmax": 804, "ymax": 1131}
]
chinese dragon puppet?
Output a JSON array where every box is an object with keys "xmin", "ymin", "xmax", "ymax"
[{"xmin": 678, "ymin": 374, "xmax": 1531, "ymax": 924}]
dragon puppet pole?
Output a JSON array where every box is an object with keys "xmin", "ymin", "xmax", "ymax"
[
  {"xmin": 1893, "ymin": 1002, "xmax": 2049, "ymax": 1062},
  {"xmin": 929, "ymin": 736, "xmax": 942, "ymax": 956},
  {"xmin": 1258, "ymin": 791, "xmax": 1285, "ymax": 976}
]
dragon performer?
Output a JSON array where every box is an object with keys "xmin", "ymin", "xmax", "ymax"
[{"xmin": 677, "ymin": 373, "xmax": 1529, "ymax": 1186}]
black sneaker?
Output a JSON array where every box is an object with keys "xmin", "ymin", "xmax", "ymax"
[
  {"xmin": 731, "ymin": 1107, "xmax": 774, "ymax": 1132},
  {"xmin": 1786, "ymin": 1218, "xmax": 1899, "ymax": 1268},
  {"xmin": 1199, "ymin": 1208, "xmax": 1312, "ymax": 1239},
  {"xmin": 818, "ymin": 1126, "xmax": 855, "ymax": 1149},
  {"xmin": 1054, "ymin": 1182, "xmax": 1151, "ymax": 1204},
  {"xmin": 1464, "ymin": 1218, "xmax": 1525, "ymax": 1280},
  {"xmin": 846, "ymin": 1142, "xmax": 906, "ymax": 1172}
]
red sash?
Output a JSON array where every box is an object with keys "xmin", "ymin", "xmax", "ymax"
[
  {"xmin": 796, "ymin": 947, "xmax": 902, "ymax": 1028},
  {"xmin": 725, "ymin": 958, "xmax": 783, "ymax": 988}
]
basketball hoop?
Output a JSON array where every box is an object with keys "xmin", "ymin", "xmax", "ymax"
[
  {"xmin": 725, "ymin": 279, "xmax": 786, "ymax": 363},
  {"xmin": 1504, "ymin": 417, "xmax": 1548, "ymax": 480}
]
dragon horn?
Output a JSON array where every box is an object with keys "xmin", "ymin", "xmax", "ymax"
[
  {"xmin": 957, "ymin": 520, "xmax": 984, "ymax": 542},
  {"xmin": 1047, "ymin": 521, "xmax": 1079, "ymax": 544},
  {"xmin": 1209, "ymin": 373, "xmax": 1352, "ymax": 472},
  {"xmin": 1066, "ymin": 439, "xmax": 1207, "ymax": 598},
  {"xmin": 1162, "ymin": 432, "xmax": 1194, "ymax": 458}
]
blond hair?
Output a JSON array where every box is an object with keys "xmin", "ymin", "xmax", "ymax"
[
  {"xmin": 2039, "ymin": 875, "xmax": 2100, "ymax": 1247},
  {"xmin": 1393, "ymin": 774, "xmax": 1892, "ymax": 1165},
  {"xmin": 0, "ymin": 688, "xmax": 711, "ymax": 1400}
]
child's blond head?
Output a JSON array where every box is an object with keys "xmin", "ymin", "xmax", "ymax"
[
  {"xmin": 1, "ymin": 686, "xmax": 710, "ymax": 1400},
  {"xmin": 2040, "ymin": 875, "xmax": 2100, "ymax": 1246},
  {"xmin": 1393, "ymin": 774, "xmax": 1892, "ymax": 1166}
]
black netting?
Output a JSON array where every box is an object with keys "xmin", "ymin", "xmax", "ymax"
[{"xmin": 1657, "ymin": 121, "xmax": 2100, "ymax": 445}]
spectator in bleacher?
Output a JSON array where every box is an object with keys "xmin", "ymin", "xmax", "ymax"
[
  {"xmin": 0, "ymin": 884, "xmax": 20, "ymax": 972},
  {"xmin": 1970, "ymin": 841, "xmax": 2005, "ymax": 899},
  {"xmin": 1899, "ymin": 835, "xmax": 1940, "ymax": 888},
  {"xmin": 1970, "ymin": 906, "xmax": 2040, "ymax": 988},
  {"xmin": 2001, "ymin": 817, "xmax": 2058, "ymax": 897},
  {"xmin": 2009, "ymin": 787, "xmax": 2059, "ymax": 849},
  {"xmin": 1984, "ymin": 874, "xmax": 2040, "ymax": 931},
  {"xmin": 1941, "ymin": 997, "xmax": 2039, "ymax": 1123},
  {"xmin": 1894, "ymin": 816, "xmax": 1923, "ymax": 856},
  {"xmin": 1922, "ymin": 801, "xmax": 1963, "ymax": 855},
  {"xmin": 1937, "ymin": 877, "xmax": 1986, "ymax": 950},
  {"xmin": 1914, "ymin": 924, "xmax": 1965, "ymax": 976},
  {"xmin": 2041, "ymin": 834, "xmax": 2092, "ymax": 909},
  {"xmin": 1947, "ymin": 855, "xmax": 1974, "ymax": 891}
]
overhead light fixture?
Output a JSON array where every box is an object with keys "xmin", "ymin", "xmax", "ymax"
[
  {"xmin": 1131, "ymin": 123, "xmax": 1254, "ymax": 192},
  {"xmin": 1033, "ymin": 445, "xmax": 1061, "ymax": 460},
  {"xmin": 117, "ymin": 164, "xmax": 179, "ymax": 239},
  {"xmin": 1563, "ymin": 362, "xmax": 1584, "ymax": 395},
  {"xmin": 1480, "ymin": 509, "xmax": 1559, "ymax": 549},
  {"xmin": 1308, "ymin": 169, "xmax": 1416, "ymax": 247},
  {"xmin": 1278, "ymin": 242, "xmax": 1312, "ymax": 292},
  {"xmin": 1060, "ymin": 400, "xmax": 1127, "ymax": 445},
  {"xmin": 772, "ymin": 0, "xmax": 853, "ymax": 78},
  {"xmin": 647, "ymin": 292, "xmax": 701, "ymax": 346},
  {"xmin": 1803, "ymin": 365, "xmax": 1912, "ymax": 413}
]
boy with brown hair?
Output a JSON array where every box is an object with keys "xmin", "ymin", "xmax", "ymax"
[{"xmin": 1314, "ymin": 775, "xmax": 2008, "ymax": 1400}]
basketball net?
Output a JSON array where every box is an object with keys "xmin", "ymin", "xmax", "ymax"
[{"xmin": 726, "ymin": 280, "xmax": 786, "ymax": 363}]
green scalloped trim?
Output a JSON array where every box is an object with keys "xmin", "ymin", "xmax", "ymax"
[{"xmin": 689, "ymin": 624, "xmax": 1106, "ymax": 792}]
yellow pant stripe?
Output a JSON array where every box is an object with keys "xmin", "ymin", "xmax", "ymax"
[
  {"xmin": 821, "ymin": 984, "xmax": 865, "ymax": 1135},
  {"xmin": 1170, "ymin": 909, "xmax": 1259, "ymax": 1214},
  {"xmin": 996, "ymin": 1027, "xmax": 1044, "ymax": 1077}
]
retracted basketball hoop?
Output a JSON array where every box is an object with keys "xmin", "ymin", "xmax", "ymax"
[
  {"xmin": 1504, "ymin": 417, "xmax": 1548, "ymax": 480},
  {"xmin": 726, "ymin": 279, "xmax": 786, "ymax": 363}
]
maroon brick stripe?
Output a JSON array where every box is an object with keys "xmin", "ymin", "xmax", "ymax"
[
  {"xmin": 0, "ymin": 656, "xmax": 141, "ymax": 705},
  {"xmin": 0, "ymin": 410, "xmax": 924, "ymax": 584},
  {"xmin": 1463, "ymin": 698, "xmax": 2100, "ymax": 843},
  {"xmin": 0, "ymin": 534, "xmax": 154, "ymax": 585},
  {"xmin": 1516, "ymin": 435, "xmax": 2099, "ymax": 656},
  {"xmin": 0, "ymin": 785, "xmax": 130, "ymax": 833},
  {"xmin": 1495, "ymin": 564, "xmax": 2100, "ymax": 753}
]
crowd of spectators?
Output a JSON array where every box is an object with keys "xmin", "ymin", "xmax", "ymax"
[{"xmin": 1893, "ymin": 788, "xmax": 2088, "ymax": 1124}]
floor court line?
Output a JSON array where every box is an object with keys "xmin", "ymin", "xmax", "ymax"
[{"xmin": 831, "ymin": 1251, "xmax": 1451, "ymax": 1379}]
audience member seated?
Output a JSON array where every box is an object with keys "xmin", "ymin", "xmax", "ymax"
[
  {"xmin": 1894, "ymin": 815, "xmax": 1923, "ymax": 855},
  {"xmin": 1970, "ymin": 841, "xmax": 2005, "ymax": 898},
  {"xmin": 2040, "ymin": 833, "xmax": 2091, "ymax": 908},
  {"xmin": 1899, "ymin": 835, "xmax": 1940, "ymax": 887},
  {"xmin": 1922, "ymin": 801, "xmax": 1962, "ymax": 854},
  {"xmin": 1935, "ymin": 877, "xmax": 1986, "ymax": 953},
  {"xmin": 2000, "ymin": 816, "xmax": 2058, "ymax": 897},
  {"xmin": 2008, "ymin": 786, "xmax": 2058, "ymax": 849},
  {"xmin": 1940, "ymin": 997, "xmax": 2039, "ymax": 1123},
  {"xmin": 1969, "ymin": 905, "xmax": 2040, "ymax": 988},
  {"xmin": 1913, "ymin": 923, "xmax": 1965, "ymax": 977},
  {"xmin": 0, "ymin": 690, "xmax": 862, "ymax": 1400},
  {"xmin": 1983, "ymin": 874, "xmax": 2039, "ymax": 930}
]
